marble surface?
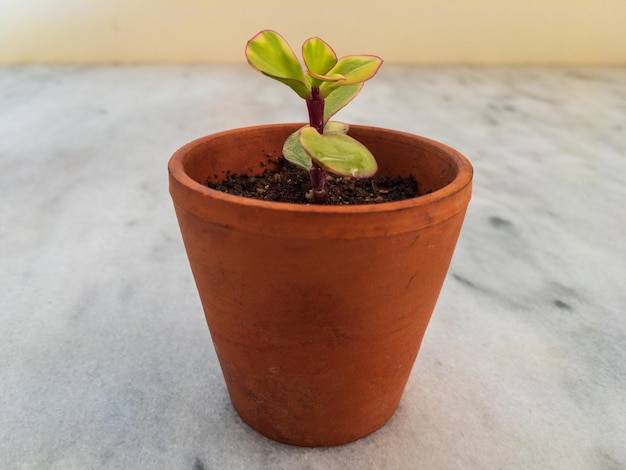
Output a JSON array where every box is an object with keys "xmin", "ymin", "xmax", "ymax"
[{"xmin": 1, "ymin": 65, "xmax": 625, "ymax": 469}]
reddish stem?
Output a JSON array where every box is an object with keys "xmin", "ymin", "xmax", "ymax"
[
  {"xmin": 306, "ymin": 87, "xmax": 325, "ymax": 134},
  {"xmin": 306, "ymin": 87, "xmax": 327, "ymax": 204}
]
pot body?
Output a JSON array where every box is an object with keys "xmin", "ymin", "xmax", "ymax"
[{"xmin": 168, "ymin": 124, "xmax": 472, "ymax": 446}]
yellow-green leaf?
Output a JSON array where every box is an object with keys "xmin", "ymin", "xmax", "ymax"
[
  {"xmin": 283, "ymin": 123, "xmax": 347, "ymax": 170},
  {"xmin": 299, "ymin": 127, "xmax": 378, "ymax": 178},
  {"xmin": 319, "ymin": 55, "xmax": 382, "ymax": 97},
  {"xmin": 246, "ymin": 30, "xmax": 310, "ymax": 98},
  {"xmin": 302, "ymin": 37, "xmax": 337, "ymax": 76},
  {"xmin": 324, "ymin": 121, "xmax": 349, "ymax": 133},
  {"xmin": 323, "ymin": 83, "xmax": 363, "ymax": 123},
  {"xmin": 283, "ymin": 128, "xmax": 312, "ymax": 170}
]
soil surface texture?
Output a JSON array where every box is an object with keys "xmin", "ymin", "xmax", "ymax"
[{"xmin": 206, "ymin": 160, "xmax": 418, "ymax": 205}]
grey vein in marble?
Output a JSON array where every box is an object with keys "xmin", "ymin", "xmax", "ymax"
[{"xmin": 1, "ymin": 65, "xmax": 625, "ymax": 469}]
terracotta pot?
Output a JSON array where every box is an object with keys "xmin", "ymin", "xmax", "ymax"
[{"xmin": 168, "ymin": 123, "xmax": 472, "ymax": 447}]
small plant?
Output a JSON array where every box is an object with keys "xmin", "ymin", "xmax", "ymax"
[{"xmin": 246, "ymin": 30, "xmax": 383, "ymax": 203}]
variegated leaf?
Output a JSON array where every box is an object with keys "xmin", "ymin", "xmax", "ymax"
[
  {"xmin": 299, "ymin": 127, "xmax": 378, "ymax": 178},
  {"xmin": 246, "ymin": 30, "xmax": 310, "ymax": 98}
]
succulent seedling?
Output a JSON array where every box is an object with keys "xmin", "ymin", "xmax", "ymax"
[{"xmin": 246, "ymin": 30, "xmax": 383, "ymax": 203}]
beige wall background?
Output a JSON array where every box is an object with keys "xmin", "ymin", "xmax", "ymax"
[{"xmin": 1, "ymin": 0, "xmax": 625, "ymax": 64}]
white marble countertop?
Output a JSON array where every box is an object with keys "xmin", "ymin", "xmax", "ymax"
[{"xmin": 1, "ymin": 65, "xmax": 625, "ymax": 469}]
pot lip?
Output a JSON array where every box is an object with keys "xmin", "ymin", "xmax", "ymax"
[{"xmin": 169, "ymin": 123, "xmax": 473, "ymax": 216}]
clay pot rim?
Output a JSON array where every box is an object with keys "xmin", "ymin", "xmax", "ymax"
[{"xmin": 169, "ymin": 123, "xmax": 473, "ymax": 216}]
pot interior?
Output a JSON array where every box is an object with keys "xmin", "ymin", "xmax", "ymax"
[{"xmin": 180, "ymin": 124, "xmax": 465, "ymax": 198}]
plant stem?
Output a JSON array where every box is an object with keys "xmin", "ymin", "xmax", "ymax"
[
  {"xmin": 306, "ymin": 87, "xmax": 325, "ymax": 134},
  {"xmin": 306, "ymin": 87, "xmax": 327, "ymax": 204}
]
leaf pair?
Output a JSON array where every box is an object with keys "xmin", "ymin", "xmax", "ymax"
[
  {"xmin": 283, "ymin": 123, "xmax": 378, "ymax": 178},
  {"xmin": 246, "ymin": 30, "xmax": 382, "ymax": 119},
  {"xmin": 245, "ymin": 30, "xmax": 311, "ymax": 99},
  {"xmin": 301, "ymin": 37, "xmax": 381, "ymax": 99},
  {"xmin": 246, "ymin": 30, "xmax": 382, "ymax": 180}
]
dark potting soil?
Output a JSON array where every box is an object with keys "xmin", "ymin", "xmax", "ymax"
[{"xmin": 205, "ymin": 160, "xmax": 419, "ymax": 205}]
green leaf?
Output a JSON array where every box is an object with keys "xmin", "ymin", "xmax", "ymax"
[
  {"xmin": 283, "ymin": 128, "xmax": 312, "ymax": 170},
  {"xmin": 302, "ymin": 37, "xmax": 337, "ymax": 76},
  {"xmin": 246, "ymin": 30, "xmax": 310, "ymax": 98},
  {"xmin": 283, "ymin": 122, "xmax": 347, "ymax": 170},
  {"xmin": 323, "ymin": 83, "xmax": 363, "ymax": 123},
  {"xmin": 330, "ymin": 55, "xmax": 383, "ymax": 83},
  {"xmin": 324, "ymin": 121, "xmax": 349, "ymax": 133},
  {"xmin": 319, "ymin": 55, "xmax": 382, "ymax": 97},
  {"xmin": 299, "ymin": 127, "xmax": 378, "ymax": 178}
]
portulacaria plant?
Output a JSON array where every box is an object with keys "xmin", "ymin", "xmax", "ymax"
[{"xmin": 246, "ymin": 30, "xmax": 383, "ymax": 203}]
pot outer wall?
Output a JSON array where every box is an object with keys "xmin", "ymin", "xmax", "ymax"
[{"xmin": 168, "ymin": 124, "xmax": 473, "ymax": 447}]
